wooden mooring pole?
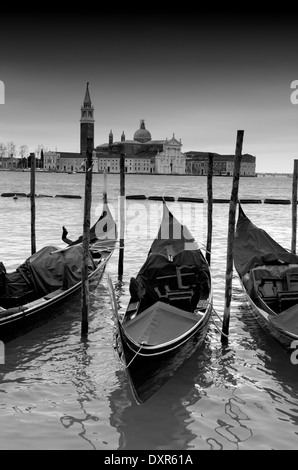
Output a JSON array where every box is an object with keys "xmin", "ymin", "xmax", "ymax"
[
  {"xmin": 81, "ymin": 138, "xmax": 93, "ymax": 337},
  {"xmin": 291, "ymin": 159, "xmax": 298, "ymax": 253},
  {"xmin": 206, "ymin": 153, "xmax": 213, "ymax": 265},
  {"xmin": 118, "ymin": 151, "xmax": 125, "ymax": 278},
  {"xmin": 30, "ymin": 152, "xmax": 36, "ymax": 255},
  {"xmin": 103, "ymin": 169, "xmax": 107, "ymax": 204},
  {"xmin": 221, "ymin": 130, "xmax": 244, "ymax": 344}
]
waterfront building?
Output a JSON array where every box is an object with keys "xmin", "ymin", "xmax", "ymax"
[
  {"xmin": 0, "ymin": 155, "xmax": 20, "ymax": 170},
  {"xmin": 185, "ymin": 152, "xmax": 256, "ymax": 176},
  {"xmin": 96, "ymin": 152, "xmax": 153, "ymax": 174}
]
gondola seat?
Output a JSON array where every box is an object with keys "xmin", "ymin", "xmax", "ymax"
[
  {"xmin": 152, "ymin": 267, "xmax": 202, "ymax": 312},
  {"xmin": 0, "ymin": 289, "xmax": 35, "ymax": 309},
  {"xmin": 286, "ymin": 272, "xmax": 298, "ymax": 292},
  {"xmin": 251, "ymin": 268, "xmax": 285, "ymax": 300},
  {"xmin": 257, "ymin": 277, "xmax": 282, "ymax": 300},
  {"xmin": 277, "ymin": 291, "xmax": 298, "ymax": 311}
]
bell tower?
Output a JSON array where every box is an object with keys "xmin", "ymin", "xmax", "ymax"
[{"xmin": 80, "ymin": 82, "xmax": 94, "ymax": 156}]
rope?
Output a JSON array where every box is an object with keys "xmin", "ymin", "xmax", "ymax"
[
  {"xmin": 125, "ymin": 341, "xmax": 146, "ymax": 368},
  {"xmin": 211, "ymin": 307, "xmax": 229, "ymax": 338},
  {"xmin": 212, "ymin": 307, "xmax": 224, "ymax": 323}
]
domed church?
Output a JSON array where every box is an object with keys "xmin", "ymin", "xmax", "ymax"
[
  {"xmin": 95, "ymin": 119, "xmax": 186, "ymax": 174},
  {"xmin": 43, "ymin": 83, "xmax": 186, "ymax": 174}
]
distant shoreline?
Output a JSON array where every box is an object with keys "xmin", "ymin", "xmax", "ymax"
[{"xmin": 0, "ymin": 168, "xmax": 264, "ymax": 177}]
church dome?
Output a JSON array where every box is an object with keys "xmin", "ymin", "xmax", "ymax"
[{"xmin": 133, "ymin": 119, "xmax": 152, "ymax": 143}]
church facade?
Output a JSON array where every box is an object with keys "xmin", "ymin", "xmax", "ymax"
[{"xmin": 155, "ymin": 136, "xmax": 186, "ymax": 174}]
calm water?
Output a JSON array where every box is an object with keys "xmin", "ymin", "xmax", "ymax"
[{"xmin": 0, "ymin": 170, "xmax": 298, "ymax": 451}]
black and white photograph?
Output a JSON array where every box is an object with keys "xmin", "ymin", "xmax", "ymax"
[{"xmin": 1, "ymin": 6, "xmax": 298, "ymax": 452}]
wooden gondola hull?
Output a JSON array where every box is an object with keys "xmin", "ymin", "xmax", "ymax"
[{"xmin": 114, "ymin": 305, "xmax": 212, "ymax": 404}]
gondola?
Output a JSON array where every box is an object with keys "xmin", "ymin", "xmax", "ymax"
[
  {"xmin": 0, "ymin": 201, "xmax": 117, "ymax": 341},
  {"xmin": 233, "ymin": 203, "xmax": 298, "ymax": 352},
  {"xmin": 109, "ymin": 200, "xmax": 213, "ymax": 404}
]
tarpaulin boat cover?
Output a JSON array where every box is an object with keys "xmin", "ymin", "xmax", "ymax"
[
  {"xmin": 135, "ymin": 202, "xmax": 209, "ymax": 296},
  {"xmin": 124, "ymin": 301, "xmax": 199, "ymax": 346},
  {"xmin": 17, "ymin": 245, "xmax": 95, "ymax": 296},
  {"xmin": 269, "ymin": 303, "xmax": 298, "ymax": 336},
  {"xmin": 234, "ymin": 206, "xmax": 298, "ymax": 278}
]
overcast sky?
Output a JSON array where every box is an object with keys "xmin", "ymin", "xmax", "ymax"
[{"xmin": 1, "ymin": 8, "xmax": 298, "ymax": 173}]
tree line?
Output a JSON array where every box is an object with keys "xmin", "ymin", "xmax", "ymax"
[{"xmin": 0, "ymin": 142, "xmax": 46, "ymax": 169}]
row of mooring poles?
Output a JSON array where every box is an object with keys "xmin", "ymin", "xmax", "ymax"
[
  {"xmin": 113, "ymin": 135, "xmax": 243, "ymax": 344},
  {"xmin": 98, "ymin": 136, "xmax": 298, "ymax": 345},
  {"xmin": 78, "ymin": 130, "xmax": 246, "ymax": 342},
  {"xmin": 29, "ymin": 135, "xmax": 298, "ymax": 342}
]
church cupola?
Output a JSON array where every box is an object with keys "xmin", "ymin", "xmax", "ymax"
[
  {"xmin": 121, "ymin": 131, "xmax": 125, "ymax": 142},
  {"xmin": 133, "ymin": 119, "xmax": 152, "ymax": 143},
  {"xmin": 80, "ymin": 82, "xmax": 95, "ymax": 155}
]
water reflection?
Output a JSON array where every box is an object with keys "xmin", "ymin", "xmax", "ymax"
[
  {"xmin": 238, "ymin": 300, "xmax": 298, "ymax": 384},
  {"xmin": 108, "ymin": 333, "xmax": 264, "ymax": 450},
  {"xmin": 109, "ymin": 336, "xmax": 233, "ymax": 449},
  {"xmin": 60, "ymin": 337, "xmax": 99, "ymax": 450},
  {"xmin": 213, "ymin": 392, "xmax": 253, "ymax": 448},
  {"xmin": 108, "ymin": 347, "xmax": 209, "ymax": 450}
]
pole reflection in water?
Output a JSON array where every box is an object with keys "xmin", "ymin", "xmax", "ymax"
[{"xmin": 60, "ymin": 338, "xmax": 99, "ymax": 450}]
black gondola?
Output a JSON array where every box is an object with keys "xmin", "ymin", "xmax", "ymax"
[
  {"xmin": 0, "ymin": 201, "xmax": 117, "ymax": 341},
  {"xmin": 234, "ymin": 203, "xmax": 298, "ymax": 351},
  {"xmin": 109, "ymin": 200, "xmax": 213, "ymax": 404}
]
